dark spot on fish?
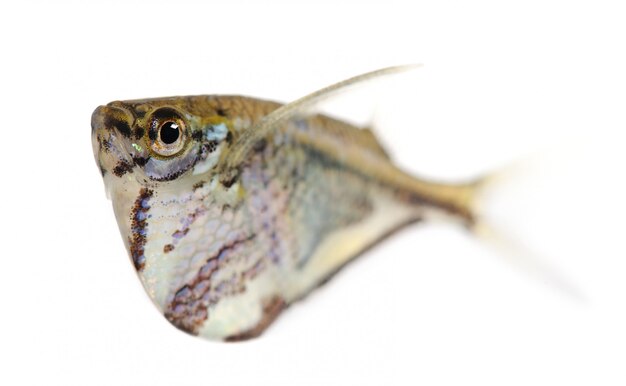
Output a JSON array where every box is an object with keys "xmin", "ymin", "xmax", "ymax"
[
  {"xmin": 172, "ymin": 228, "xmax": 189, "ymax": 239},
  {"xmin": 168, "ymin": 207, "xmax": 206, "ymax": 246},
  {"xmin": 216, "ymin": 108, "xmax": 228, "ymax": 117},
  {"xmin": 134, "ymin": 109, "xmax": 147, "ymax": 119},
  {"xmin": 113, "ymin": 161, "xmax": 134, "ymax": 177},
  {"xmin": 132, "ymin": 156, "xmax": 148, "ymax": 167},
  {"xmin": 128, "ymin": 189, "xmax": 153, "ymax": 271},
  {"xmin": 164, "ymin": 244, "xmax": 175, "ymax": 253},
  {"xmin": 98, "ymin": 136, "xmax": 111, "ymax": 153},
  {"xmin": 253, "ymin": 138, "xmax": 267, "ymax": 152},
  {"xmin": 205, "ymin": 140, "xmax": 218, "ymax": 153},
  {"xmin": 192, "ymin": 130, "xmax": 203, "ymax": 141},
  {"xmin": 192, "ymin": 181, "xmax": 205, "ymax": 191},
  {"xmin": 104, "ymin": 115, "xmax": 132, "ymax": 138},
  {"xmin": 175, "ymin": 286, "xmax": 192, "ymax": 301},
  {"xmin": 225, "ymin": 131, "xmax": 233, "ymax": 143},
  {"xmin": 221, "ymin": 172, "xmax": 238, "ymax": 188},
  {"xmin": 134, "ymin": 127, "xmax": 145, "ymax": 139}
]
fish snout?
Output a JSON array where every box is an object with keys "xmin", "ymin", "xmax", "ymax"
[
  {"xmin": 91, "ymin": 103, "xmax": 135, "ymax": 137},
  {"xmin": 91, "ymin": 103, "xmax": 138, "ymax": 178},
  {"xmin": 91, "ymin": 105, "xmax": 106, "ymax": 135}
]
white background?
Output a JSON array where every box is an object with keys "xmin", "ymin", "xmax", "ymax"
[{"xmin": 2, "ymin": 1, "xmax": 626, "ymax": 385}]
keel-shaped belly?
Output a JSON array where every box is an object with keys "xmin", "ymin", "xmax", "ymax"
[{"xmin": 138, "ymin": 134, "xmax": 423, "ymax": 339}]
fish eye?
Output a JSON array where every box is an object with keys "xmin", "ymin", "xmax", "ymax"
[
  {"xmin": 148, "ymin": 108, "xmax": 187, "ymax": 157},
  {"xmin": 159, "ymin": 121, "xmax": 181, "ymax": 144}
]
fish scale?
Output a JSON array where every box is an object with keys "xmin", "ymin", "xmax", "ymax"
[{"xmin": 163, "ymin": 138, "xmax": 381, "ymax": 337}]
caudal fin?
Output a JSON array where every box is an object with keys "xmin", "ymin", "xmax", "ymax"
[{"xmin": 465, "ymin": 156, "xmax": 585, "ymax": 300}]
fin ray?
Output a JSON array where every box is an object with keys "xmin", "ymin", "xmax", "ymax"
[{"xmin": 220, "ymin": 65, "xmax": 421, "ymax": 175}]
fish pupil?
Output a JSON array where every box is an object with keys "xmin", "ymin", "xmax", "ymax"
[{"xmin": 160, "ymin": 121, "xmax": 180, "ymax": 144}]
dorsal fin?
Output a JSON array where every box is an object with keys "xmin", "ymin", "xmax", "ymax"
[
  {"xmin": 359, "ymin": 127, "xmax": 391, "ymax": 159},
  {"xmin": 218, "ymin": 65, "xmax": 420, "ymax": 178}
]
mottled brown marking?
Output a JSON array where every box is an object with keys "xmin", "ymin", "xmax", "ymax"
[
  {"xmin": 132, "ymin": 156, "xmax": 148, "ymax": 167},
  {"xmin": 225, "ymin": 296, "xmax": 286, "ymax": 342},
  {"xmin": 99, "ymin": 136, "xmax": 111, "ymax": 153},
  {"xmin": 113, "ymin": 161, "xmax": 133, "ymax": 177},
  {"xmin": 164, "ymin": 235, "xmax": 256, "ymax": 335},
  {"xmin": 192, "ymin": 130, "xmax": 203, "ymax": 141},
  {"xmin": 169, "ymin": 207, "xmax": 205, "ymax": 246},
  {"xmin": 104, "ymin": 114, "xmax": 132, "ymax": 138},
  {"xmin": 134, "ymin": 127, "xmax": 145, "ymax": 139},
  {"xmin": 134, "ymin": 109, "xmax": 147, "ymax": 119},
  {"xmin": 253, "ymin": 138, "xmax": 267, "ymax": 152},
  {"xmin": 128, "ymin": 189, "xmax": 153, "ymax": 271},
  {"xmin": 172, "ymin": 228, "xmax": 189, "ymax": 239},
  {"xmin": 163, "ymin": 244, "xmax": 175, "ymax": 253},
  {"xmin": 205, "ymin": 140, "xmax": 218, "ymax": 153},
  {"xmin": 220, "ymin": 170, "xmax": 239, "ymax": 188}
]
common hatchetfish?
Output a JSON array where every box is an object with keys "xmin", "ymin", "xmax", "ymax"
[{"xmin": 92, "ymin": 66, "xmax": 488, "ymax": 341}]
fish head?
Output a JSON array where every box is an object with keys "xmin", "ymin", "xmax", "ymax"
[
  {"xmin": 91, "ymin": 98, "xmax": 243, "ymax": 314},
  {"xmin": 91, "ymin": 98, "xmax": 234, "ymax": 191}
]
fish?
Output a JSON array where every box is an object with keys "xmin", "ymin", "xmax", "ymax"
[{"xmin": 91, "ymin": 66, "xmax": 485, "ymax": 341}]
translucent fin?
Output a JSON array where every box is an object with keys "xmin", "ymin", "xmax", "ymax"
[
  {"xmin": 220, "ymin": 65, "xmax": 421, "ymax": 174},
  {"xmin": 359, "ymin": 127, "xmax": 391, "ymax": 160},
  {"xmin": 473, "ymin": 221, "xmax": 585, "ymax": 300},
  {"xmin": 469, "ymin": 156, "xmax": 586, "ymax": 301}
]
